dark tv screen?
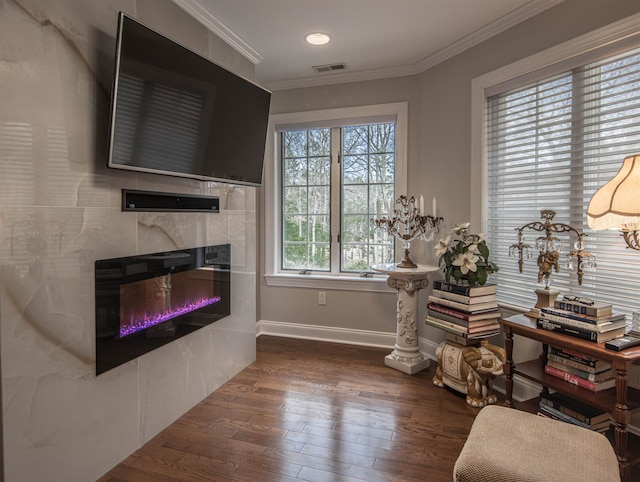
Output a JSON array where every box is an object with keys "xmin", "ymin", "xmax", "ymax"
[{"xmin": 108, "ymin": 13, "xmax": 271, "ymax": 186}]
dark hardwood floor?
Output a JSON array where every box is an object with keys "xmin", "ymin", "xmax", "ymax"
[{"xmin": 98, "ymin": 336, "xmax": 635, "ymax": 481}]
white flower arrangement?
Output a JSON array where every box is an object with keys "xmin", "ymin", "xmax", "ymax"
[{"xmin": 435, "ymin": 223, "xmax": 499, "ymax": 286}]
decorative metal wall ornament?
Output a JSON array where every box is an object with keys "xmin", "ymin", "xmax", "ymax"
[
  {"xmin": 372, "ymin": 195, "xmax": 443, "ymax": 268},
  {"xmin": 508, "ymin": 210, "xmax": 596, "ymax": 309}
]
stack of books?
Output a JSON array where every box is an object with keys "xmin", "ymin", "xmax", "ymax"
[
  {"xmin": 544, "ymin": 345, "xmax": 615, "ymax": 392},
  {"xmin": 425, "ymin": 281, "xmax": 501, "ymax": 339},
  {"xmin": 538, "ymin": 391, "xmax": 611, "ymax": 433},
  {"xmin": 535, "ymin": 297, "xmax": 626, "ymax": 343}
]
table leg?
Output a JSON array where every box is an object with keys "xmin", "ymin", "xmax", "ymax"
[
  {"xmin": 613, "ymin": 368, "xmax": 630, "ymax": 479},
  {"xmin": 504, "ymin": 328, "xmax": 514, "ymax": 408}
]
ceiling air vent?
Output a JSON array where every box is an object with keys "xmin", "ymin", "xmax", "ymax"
[{"xmin": 312, "ymin": 62, "xmax": 347, "ymax": 73}]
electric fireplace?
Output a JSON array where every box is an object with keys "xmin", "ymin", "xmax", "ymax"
[{"xmin": 95, "ymin": 244, "xmax": 230, "ymax": 375}]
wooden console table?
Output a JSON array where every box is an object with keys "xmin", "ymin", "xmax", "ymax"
[{"xmin": 501, "ymin": 314, "xmax": 640, "ymax": 480}]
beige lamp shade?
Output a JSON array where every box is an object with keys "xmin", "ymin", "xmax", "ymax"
[{"xmin": 587, "ymin": 154, "xmax": 640, "ymax": 231}]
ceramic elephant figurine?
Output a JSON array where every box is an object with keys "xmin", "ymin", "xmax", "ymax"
[{"xmin": 432, "ymin": 339, "xmax": 506, "ymax": 407}]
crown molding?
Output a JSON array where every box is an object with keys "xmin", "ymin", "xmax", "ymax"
[
  {"xmin": 263, "ymin": 64, "xmax": 418, "ymax": 91},
  {"xmin": 415, "ymin": 0, "xmax": 565, "ymax": 73},
  {"xmin": 172, "ymin": 0, "xmax": 263, "ymax": 64}
]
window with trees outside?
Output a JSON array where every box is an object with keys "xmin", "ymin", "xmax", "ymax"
[
  {"xmin": 484, "ymin": 42, "xmax": 640, "ymax": 317},
  {"xmin": 282, "ymin": 122, "xmax": 395, "ymax": 273},
  {"xmin": 265, "ymin": 102, "xmax": 407, "ymax": 286}
]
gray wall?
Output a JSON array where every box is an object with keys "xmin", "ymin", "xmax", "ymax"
[
  {"xmin": 259, "ymin": 0, "xmax": 640, "ymax": 347},
  {"xmin": 0, "ymin": 1, "xmax": 258, "ymax": 480}
]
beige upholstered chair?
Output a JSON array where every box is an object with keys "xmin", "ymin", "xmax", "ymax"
[{"xmin": 454, "ymin": 405, "xmax": 620, "ymax": 482}]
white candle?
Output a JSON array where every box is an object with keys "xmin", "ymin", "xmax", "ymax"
[
  {"xmin": 419, "ymin": 195, "xmax": 424, "ymax": 213},
  {"xmin": 432, "ymin": 197, "xmax": 437, "ymax": 217},
  {"xmin": 388, "ymin": 198, "xmax": 394, "ymax": 218},
  {"xmin": 376, "ymin": 199, "xmax": 380, "ymax": 217}
]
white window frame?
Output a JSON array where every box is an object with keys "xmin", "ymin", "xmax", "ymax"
[
  {"xmin": 471, "ymin": 13, "xmax": 640, "ymax": 312},
  {"xmin": 264, "ymin": 102, "xmax": 408, "ymax": 292}
]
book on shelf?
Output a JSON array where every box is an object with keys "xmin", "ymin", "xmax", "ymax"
[
  {"xmin": 540, "ymin": 391, "xmax": 610, "ymax": 426},
  {"xmin": 427, "ymin": 308, "xmax": 500, "ymax": 329},
  {"xmin": 548, "ymin": 345, "xmax": 612, "ymax": 372},
  {"xmin": 544, "ymin": 364, "xmax": 616, "ymax": 392},
  {"xmin": 545, "ymin": 359, "xmax": 614, "ymax": 382},
  {"xmin": 426, "ymin": 316, "xmax": 500, "ymax": 338},
  {"xmin": 538, "ymin": 310, "xmax": 627, "ymax": 333},
  {"xmin": 432, "ymin": 280, "xmax": 496, "ymax": 296},
  {"xmin": 446, "ymin": 332, "xmax": 481, "ymax": 346},
  {"xmin": 427, "ymin": 295, "xmax": 498, "ymax": 313},
  {"xmin": 536, "ymin": 318, "xmax": 625, "ymax": 343},
  {"xmin": 539, "ymin": 306, "xmax": 626, "ymax": 325},
  {"xmin": 432, "ymin": 289, "xmax": 496, "ymax": 305},
  {"xmin": 547, "ymin": 352, "xmax": 612, "ymax": 375},
  {"xmin": 429, "ymin": 315, "xmax": 500, "ymax": 334},
  {"xmin": 426, "ymin": 315, "xmax": 500, "ymax": 334},
  {"xmin": 537, "ymin": 403, "xmax": 610, "ymax": 432},
  {"xmin": 426, "ymin": 302, "xmax": 501, "ymax": 322},
  {"xmin": 554, "ymin": 297, "xmax": 613, "ymax": 317}
]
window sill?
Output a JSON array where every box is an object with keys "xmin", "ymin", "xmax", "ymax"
[{"xmin": 264, "ymin": 273, "xmax": 394, "ymax": 293}]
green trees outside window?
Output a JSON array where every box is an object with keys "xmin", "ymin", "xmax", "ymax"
[{"xmin": 281, "ymin": 122, "xmax": 396, "ymax": 273}]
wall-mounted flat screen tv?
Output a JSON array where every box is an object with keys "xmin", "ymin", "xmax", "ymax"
[{"xmin": 107, "ymin": 12, "xmax": 271, "ymax": 186}]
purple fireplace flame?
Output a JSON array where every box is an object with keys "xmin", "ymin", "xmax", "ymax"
[{"xmin": 119, "ymin": 295, "xmax": 222, "ymax": 337}]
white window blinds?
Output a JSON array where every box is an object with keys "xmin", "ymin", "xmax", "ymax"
[{"xmin": 486, "ymin": 47, "xmax": 640, "ymax": 314}]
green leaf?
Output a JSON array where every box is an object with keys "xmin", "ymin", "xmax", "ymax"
[{"xmin": 478, "ymin": 242, "xmax": 490, "ymax": 259}]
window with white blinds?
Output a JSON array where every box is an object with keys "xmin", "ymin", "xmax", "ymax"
[{"xmin": 486, "ymin": 46, "xmax": 640, "ymax": 315}]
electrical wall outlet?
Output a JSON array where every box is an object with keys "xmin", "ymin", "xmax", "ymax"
[{"xmin": 318, "ymin": 291, "xmax": 326, "ymax": 305}]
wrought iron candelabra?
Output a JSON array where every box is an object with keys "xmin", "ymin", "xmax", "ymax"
[
  {"xmin": 372, "ymin": 195, "xmax": 443, "ymax": 269},
  {"xmin": 509, "ymin": 209, "xmax": 596, "ymax": 309}
]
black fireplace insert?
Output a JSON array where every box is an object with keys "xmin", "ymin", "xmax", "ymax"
[{"xmin": 95, "ymin": 244, "xmax": 230, "ymax": 375}]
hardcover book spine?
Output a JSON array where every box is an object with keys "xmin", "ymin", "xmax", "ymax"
[
  {"xmin": 548, "ymin": 345, "xmax": 605, "ymax": 368},
  {"xmin": 547, "ymin": 353, "xmax": 600, "ymax": 374},
  {"xmin": 426, "ymin": 316, "xmax": 468, "ymax": 332},
  {"xmin": 538, "ymin": 403, "xmax": 591, "ymax": 429},
  {"xmin": 540, "ymin": 395, "xmax": 607, "ymax": 425},
  {"xmin": 427, "ymin": 295, "xmax": 495, "ymax": 313},
  {"xmin": 537, "ymin": 318, "xmax": 598, "ymax": 341},
  {"xmin": 425, "ymin": 317, "xmax": 468, "ymax": 337},
  {"xmin": 432, "ymin": 280, "xmax": 496, "ymax": 296},
  {"xmin": 427, "ymin": 302, "xmax": 470, "ymax": 321},
  {"xmin": 540, "ymin": 398, "xmax": 588, "ymax": 424},
  {"xmin": 554, "ymin": 300, "xmax": 612, "ymax": 317},
  {"xmin": 432, "ymin": 289, "xmax": 496, "ymax": 305},
  {"xmin": 538, "ymin": 311, "xmax": 598, "ymax": 330},
  {"xmin": 540, "ymin": 307, "xmax": 600, "ymax": 324},
  {"xmin": 544, "ymin": 364, "xmax": 603, "ymax": 392},
  {"xmin": 446, "ymin": 333, "xmax": 480, "ymax": 346},
  {"xmin": 432, "ymin": 280, "xmax": 472, "ymax": 296},
  {"xmin": 427, "ymin": 309, "xmax": 469, "ymax": 327},
  {"xmin": 546, "ymin": 359, "xmax": 611, "ymax": 382}
]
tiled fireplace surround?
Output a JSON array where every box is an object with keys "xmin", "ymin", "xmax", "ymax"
[{"xmin": 0, "ymin": 2, "xmax": 257, "ymax": 481}]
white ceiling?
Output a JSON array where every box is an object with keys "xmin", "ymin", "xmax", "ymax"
[{"xmin": 174, "ymin": 0, "xmax": 565, "ymax": 90}]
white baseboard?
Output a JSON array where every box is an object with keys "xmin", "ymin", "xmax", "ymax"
[
  {"xmin": 257, "ymin": 319, "xmax": 445, "ymax": 360},
  {"xmin": 257, "ymin": 320, "xmax": 543, "ymax": 403},
  {"xmin": 256, "ymin": 319, "xmax": 397, "ymax": 348}
]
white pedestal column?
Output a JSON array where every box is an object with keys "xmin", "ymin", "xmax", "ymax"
[{"xmin": 373, "ymin": 264, "xmax": 439, "ymax": 375}]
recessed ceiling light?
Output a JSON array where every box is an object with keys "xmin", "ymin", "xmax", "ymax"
[{"xmin": 305, "ymin": 32, "xmax": 331, "ymax": 46}]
